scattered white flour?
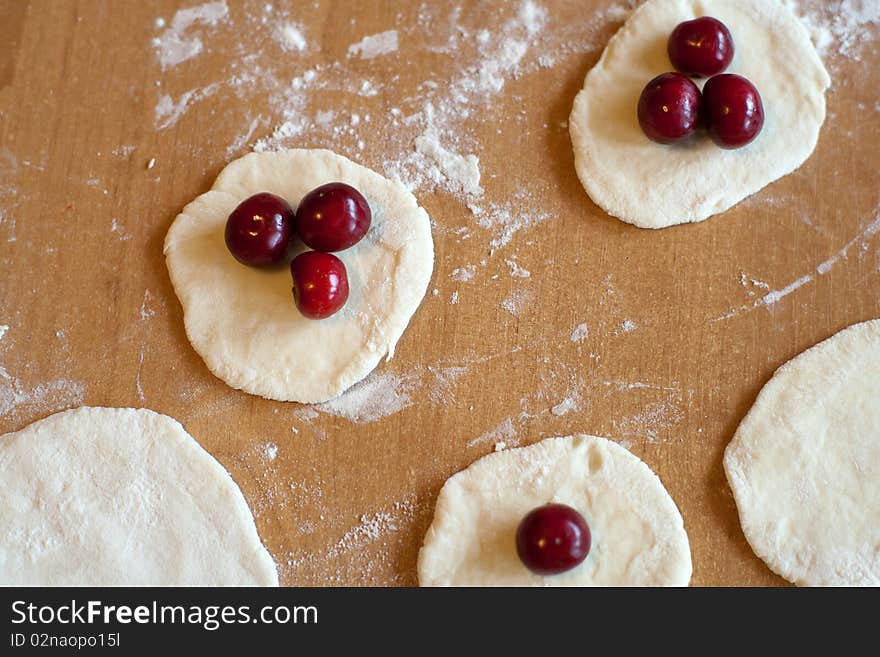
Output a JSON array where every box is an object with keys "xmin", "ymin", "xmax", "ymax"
[
  {"xmin": 155, "ymin": 83, "xmax": 221, "ymax": 130},
  {"xmin": 139, "ymin": 289, "xmax": 155, "ymax": 320},
  {"xmin": 0, "ymin": 367, "xmax": 85, "ymax": 420},
  {"xmin": 0, "ymin": 326, "xmax": 7, "ymax": 342},
  {"xmin": 467, "ymin": 416, "xmax": 516, "ymax": 448},
  {"xmin": 816, "ymin": 211, "xmax": 880, "ymax": 275},
  {"xmin": 316, "ymin": 371, "xmax": 418, "ymax": 423},
  {"xmin": 613, "ymin": 400, "xmax": 685, "ymax": 444},
  {"xmin": 550, "ymin": 391, "xmax": 580, "ymax": 416},
  {"xmin": 450, "ymin": 265, "xmax": 477, "ymax": 282},
  {"xmin": 111, "ymin": 145, "xmax": 136, "ymax": 158},
  {"xmin": 505, "ymin": 259, "xmax": 531, "ymax": 278},
  {"xmin": 382, "ymin": 0, "xmax": 546, "ymax": 202},
  {"xmin": 570, "ymin": 323, "xmax": 589, "ymax": 342},
  {"xmin": 791, "ymin": 0, "xmax": 880, "ymax": 63},
  {"xmin": 135, "ymin": 350, "xmax": 146, "ymax": 403},
  {"xmin": 277, "ymin": 22, "xmax": 306, "ymax": 52},
  {"xmin": 760, "ymin": 274, "xmax": 815, "ymax": 307},
  {"xmin": 620, "ymin": 319, "xmax": 638, "ymax": 333},
  {"xmin": 450, "ymin": 291, "xmax": 459, "ymax": 305},
  {"xmin": 262, "ymin": 442, "xmax": 278, "ymax": 461},
  {"xmin": 348, "ymin": 30, "xmax": 399, "ymax": 59},
  {"xmin": 413, "ymin": 105, "xmax": 483, "ymax": 197},
  {"xmin": 152, "ymin": 0, "xmax": 229, "ymax": 70},
  {"xmin": 714, "ymin": 210, "xmax": 880, "ymax": 321},
  {"xmin": 292, "ymin": 406, "xmax": 319, "ymax": 422},
  {"xmin": 470, "ymin": 201, "xmax": 552, "ymax": 251},
  {"xmin": 501, "ymin": 288, "xmax": 533, "ymax": 317},
  {"xmin": 226, "ymin": 117, "xmax": 263, "ymax": 159}
]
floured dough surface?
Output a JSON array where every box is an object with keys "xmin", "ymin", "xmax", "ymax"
[
  {"xmin": 724, "ymin": 320, "xmax": 880, "ymax": 586},
  {"xmin": 0, "ymin": 407, "xmax": 278, "ymax": 586},
  {"xmin": 418, "ymin": 435, "xmax": 692, "ymax": 586},
  {"xmin": 569, "ymin": 0, "xmax": 829, "ymax": 229},
  {"xmin": 164, "ymin": 149, "xmax": 434, "ymax": 404}
]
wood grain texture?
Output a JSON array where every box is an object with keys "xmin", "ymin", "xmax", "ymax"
[{"xmin": 0, "ymin": 0, "xmax": 877, "ymax": 586}]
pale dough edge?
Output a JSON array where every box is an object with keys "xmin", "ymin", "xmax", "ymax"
[{"xmin": 723, "ymin": 319, "xmax": 880, "ymax": 586}]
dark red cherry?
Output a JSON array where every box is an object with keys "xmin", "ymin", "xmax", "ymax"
[
  {"xmin": 516, "ymin": 503, "xmax": 591, "ymax": 576},
  {"xmin": 637, "ymin": 73, "xmax": 702, "ymax": 144},
  {"xmin": 668, "ymin": 17, "xmax": 734, "ymax": 77},
  {"xmin": 295, "ymin": 182, "xmax": 371, "ymax": 252},
  {"xmin": 703, "ymin": 73, "xmax": 764, "ymax": 148},
  {"xmin": 224, "ymin": 192, "xmax": 295, "ymax": 267},
  {"xmin": 290, "ymin": 251, "xmax": 350, "ymax": 319}
]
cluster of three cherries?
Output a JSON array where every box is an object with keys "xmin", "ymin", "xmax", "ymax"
[
  {"xmin": 224, "ymin": 183, "xmax": 371, "ymax": 319},
  {"xmin": 638, "ymin": 16, "xmax": 764, "ymax": 148}
]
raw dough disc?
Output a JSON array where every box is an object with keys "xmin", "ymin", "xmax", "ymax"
[
  {"xmin": 164, "ymin": 149, "xmax": 434, "ymax": 403},
  {"xmin": 724, "ymin": 320, "xmax": 880, "ymax": 586},
  {"xmin": 418, "ymin": 435, "xmax": 692, "ymax": 586},
  {"xmin": 0, "ymin": 407, "xmax": 278, "ymax": 586},
  {"xmin": 569, "ymin": 0, "xmax": 829, "ymax": 229}
]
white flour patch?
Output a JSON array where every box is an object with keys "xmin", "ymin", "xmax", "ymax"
[
  {"xmin": 0, "ymin": 210, "xmax": 15, "ymax": 244},
  {"xmin": 501, "ymin": 287, "xmax": 533, "ymax": 317},
  {"xmin": 226, "ymin": 117, "xmax": 263, "ymax": 159},
  {"xmin": 0, "ymin": 326, "xmax": 7, "ymax": 342},
  {"xmin": 0, "ymin": 367, "xmax": 86, "ymax": 420},
  {"xmin": 315, "ymin": 371, "xmax": 419, "ymax": 423},
  {"xmin": 450, "ymin": 265, "xmax": 477, "ymax": 282},
  {"xmin": 152, "ymin": 0, "xmax": 229, "ymax": 70},
  {"xmin": 570, "ymin": 323, "xmax": 589, "ymax": 342},
  {"xmin": 110, "ymin": 218, "xmax": 133, "ymax": 241},
  {"xmin": 816, "ymin": 212, "xmax": 880, "ymax": 275},
  {"xmin": 413, "ymin": 132, "xmax": 482, "ymax": 197},
  {"xmin": 791, "ymin": 0, "xmax": 880, "ymax": 63},
  {"xmin": 277, "ymin": 22, "xmax": 306, "ymax": 52},
  {"xmin": 135, "ymin": 350, "xmax": 146, "ymax": 403},
  {"xmin": 450, "ymin": 291, "xmax": 459, "ymax": 305},
  {"xmin": 383, "ymin": 1, "xmax": 546, "ymax": 202},
  {"xmin": 426, "ymin": 365, "xmax": 469, "ymax": 405},
  {"xmin": 467, "ymin": 416, "xmax": 516, "ymax": 448},
  {"xmin": 111, "ymin": 145, "xmax": 136, "ymax": 158},
  {"xmin": 470, "ymin": 201, "xmax": 552, "ymax": 251},
  {"xmin": 505, "ymin": 259, "xmax": 531, "ymax": 278},
  {"xmin": 551, "ymin": 390, "xmax": 580, "ymax": 416},
  {"xmin": 713, "ymin": 210, "xmax": 880, "ymax": 321},
  {"xmin": 348, "ymin": 30, "xmax": 399, "ymax": 59},
  {"xmin": 619, "ymin": 319, "xmax": 638, "ymax": 333},
  {"xmin": 262, "ymin": 442, "xmax": 278, "ymax": 461},
  {"xmin": 139, "ymin": 290, "xmax": 156, "ymax": 320},
  {"xmin": 155, "ymin": 83, "xmax": 221, "ymax": 130},
  {"xmin": 613, "ymin": 400, "xmax": 685, "ymax": 444},
  {"xmin": 760, "ymin": 274, "xmax": 815, "ymax": 307}
]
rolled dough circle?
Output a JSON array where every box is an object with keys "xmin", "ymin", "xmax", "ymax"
[
  {"xmin": 0, "ymin": 407, "xmax": 278, "ymax": 586},
  {"xmin": 418, "ymin": 435, "xmax": 692, "ymax": 586},
  {"xmin": 724, "ymin": 320, "xmax": 880, "ymax": 586},
  {"xmin": 164, "ymin": 149, "xmax": 434, "ymax": 403},
  {"xmin": 569, "ymin": 0, "xmax": 829, "ymax": 229}
]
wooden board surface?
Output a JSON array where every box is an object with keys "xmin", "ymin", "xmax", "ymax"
[{"xmin": 1, "ymin": 0, "xmax": 878, "ymax": 586}]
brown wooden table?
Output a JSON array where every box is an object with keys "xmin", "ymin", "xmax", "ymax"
[{"xmin": 1, "ymin": 0, "xmax": 877, "ymax": 586}]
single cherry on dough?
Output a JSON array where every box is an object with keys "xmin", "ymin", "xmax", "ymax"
[
  {"xmin": 703, "ymin": 73, "xmax": 765, "ymax": 148},
  {"xmin": 290, "ymin": 250, "xmax": 350, "ymax": 319},
  {"xmin": 295, "ymin": 182, "xmax": 372, "ymax": 252},
  {"xmin": 224, "ymin": 192, "xmax": 295, "ymax": 267},
  {"xmin": 668, "ymin": 16, "xmax": 734, "ymax": 77},
  {"xmin": 516, "ymin": 503, "xmax": 592, "ymax": 575},
  {"xmin": 637, "ymin": 72, "xmax": 703, "ymax": 144}
]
